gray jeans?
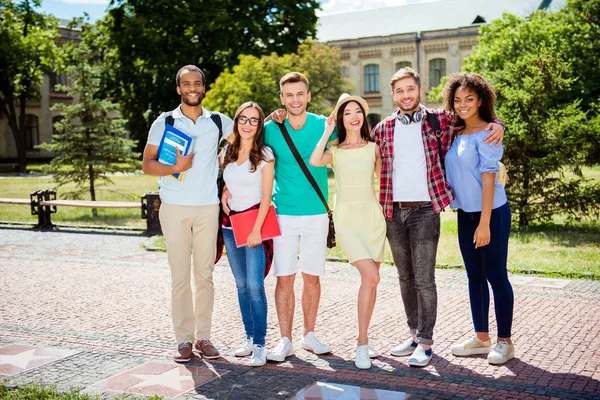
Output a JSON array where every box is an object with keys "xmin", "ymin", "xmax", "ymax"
[{"xmin": 386, "ymin": 202, "xmax": 440, "ymax": 345}]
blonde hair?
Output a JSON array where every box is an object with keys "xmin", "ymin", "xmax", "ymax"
[
  {"xmin": 279, "ymin": 72, "xmax": 309, "ymax": 92},
  {"xmin": 390, "ymin": 67, "xmax": 421, "ymax": 89}
]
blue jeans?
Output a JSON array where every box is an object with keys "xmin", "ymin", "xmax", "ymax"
[
  {"xmin": 223, "ymin": 228, "xmax": 268, "ymax": 345},
  {"xmin": 386, "ymin": 202, "xmax": 439, "ymax": 345},
  {"xmin": 457, "ymin": 202, "xmax": 513, "ymax": 338}
]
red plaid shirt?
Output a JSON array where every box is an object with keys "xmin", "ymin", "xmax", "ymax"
[{"xmin": 371, "ymin": 106, "xmax": 456, "ymax": 219}]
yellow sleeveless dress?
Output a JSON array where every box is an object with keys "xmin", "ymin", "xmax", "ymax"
[{"xmin": 331, "ymin": 142, "xmax": 386, "ymax": 263}]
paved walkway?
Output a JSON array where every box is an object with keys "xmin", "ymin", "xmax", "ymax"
[{"xmin": 0, "ymin": 226, "xmax": 598, "ymax": 399}]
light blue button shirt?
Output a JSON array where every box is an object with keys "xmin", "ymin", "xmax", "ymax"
[
  {"xmin": 147, "ymin": 105, "xmax": 233, "ymax": 206},
  {"xmin": 445, "ymin": 130, "xmax": 507, "ymax": 212}
]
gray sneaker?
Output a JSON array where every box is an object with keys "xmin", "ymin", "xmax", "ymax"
[
  {"xmin": 488, "ymin": 341, "xmax": 515, "ymax": 365},
  {"xmin": 390, "ymin": 337, "xmax": 418, "ymax": 356}
]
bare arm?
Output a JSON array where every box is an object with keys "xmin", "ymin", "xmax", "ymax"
[
  {"xmin": 484, "ymin": 120, "xmax": 506, "ymax": 146},
  {"xmin": 142, "ymin": 143, "xmax": 193, "ymax": 176},
  {"xmin": 474, "ymin": 173, "xmax": 495, "ymax": 248},
  {"xmin": 247, "ymin": 160, "xmax": 275, "ymax": 248},
  {"xmin": 309, "ymin": 115, "xmax": 336, "ymax": 166}
]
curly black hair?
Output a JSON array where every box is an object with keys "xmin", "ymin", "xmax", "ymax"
[{"xmin": 442, "ymin": 72, "xmax": 496, "ymax": 127}]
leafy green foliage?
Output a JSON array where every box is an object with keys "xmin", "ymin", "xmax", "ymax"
[
  {"xmin": 91, "ymin": 0, "xmax": 320, "ymax": 149},
  {"xmin": 0, "ymin": 0, "xmax": 61, "ymax": 172},
  {"xmin": 204, "ymin": 41, "xmax": 352, "ymax": 116},
  {"xmin": 433, "ymin": 0, "xmax": 600, "ymax": 227},
  {"xmin": 37, "ymin": 42, "xmax": 140, "ymax": 215}
]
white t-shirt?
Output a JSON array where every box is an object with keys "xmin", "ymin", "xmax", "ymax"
[
  {"xmin": 146, "ymin": 105, "xmax": 233, "ymax": 206},
  {"xmin": 392, "ymin": 120, "xmax": 432, "ymax": 202},
  {"xmin": 222, "ymin": 146, "xmax": 274, "ymax": 212}
]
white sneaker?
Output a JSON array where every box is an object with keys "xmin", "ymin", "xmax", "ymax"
[
  {"xmin": 234, "ymin": 338, "xmax": 253, "ymax": 357},
  {"xmin": 451, "ymin": 336, "xmax": 491, "ymax": 357},
  {"xmin": 407, "ymin": 345, "xmax": 433, "ymax": 367},
  {"xmin": 354, "ymin": 342, "xmax": 378, "ymax": 358},
  {"xmin": 301, "ymin": 332, "xmax": 331, "ymax": 355},
  {"xmin": 250, "ymin": 345, "xmax": 266, "ymax": 367},
  {"xmin": 390, "ymin": 337, "xmax": 417, "ymax": 356},
  {"xmin": 266, "ymin": 337, "xmax": 294, "ymax": 362},
  {"xmin": 355, "ymin": 345, "xmax": 372, "ymax": 369},
  {"xmin": 487, "ymin": 341, "xmax": 515, "ymax": 365}
]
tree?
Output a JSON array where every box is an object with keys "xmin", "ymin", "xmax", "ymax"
[
  {"xmin": 429, "ymin": 0, "xmax": 600, "ymax": 227},
  {"xmin": 37, "ymin": 42, "xmax": 140, "ymax": 217},
  {"xmin": 0, "ymin": 0, "xmax": 60, "ymax": 172},
  {"xmin": 94, "ymin": 0, "xmax": 320, "ymax": 150},
  {"xmin": 204, "ymin": 41, "xmax": 353, "ymax": 116},
  {"xmin": 488, "ymin": 50, "xmax": 600, "ymax": 227}
]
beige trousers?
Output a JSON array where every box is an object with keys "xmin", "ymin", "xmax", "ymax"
[{"xmin": 159, "ymin": 202, "xmax": 219, "ymax": 343}]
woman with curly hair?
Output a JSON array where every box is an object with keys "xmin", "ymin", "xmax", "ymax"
[
  {"xmin": 220, "ymin": 101, "xmax": 274, "ymax": 367},
  {"xmin": 442, "ymin": 73, "xmax": 514, "ymax": 365}
]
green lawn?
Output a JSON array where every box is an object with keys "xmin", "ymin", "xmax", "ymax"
[
  {"xmin": 0, "ymin": 383, "xmax": 161, "ymax": 400},
  {"xmin": 1, "ymin": 167, "xmax": 599, "ymax": 279}
]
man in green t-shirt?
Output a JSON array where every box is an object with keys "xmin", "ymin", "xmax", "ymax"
[{"xmin": 264, "ymin": 72, "xmax": 336, "ymax": 362}]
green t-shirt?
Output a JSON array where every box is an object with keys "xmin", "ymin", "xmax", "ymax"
[{"xmin": 264, "ymin": 113, "xmax": 337, "ymax": 216}]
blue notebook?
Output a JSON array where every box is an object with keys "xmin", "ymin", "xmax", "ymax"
[{"xmin": 156, "ymin": 124, "xmax": 193, "ymax": 181}]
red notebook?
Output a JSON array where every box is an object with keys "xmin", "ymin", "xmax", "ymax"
[{"xmin": 229, "ymin": 205, "xmax": 281, "ymax": 248}]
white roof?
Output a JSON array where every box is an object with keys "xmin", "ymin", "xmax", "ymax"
[{"xmin": 317, "ymin": 0, "xmax": 566, "ymax": 42}]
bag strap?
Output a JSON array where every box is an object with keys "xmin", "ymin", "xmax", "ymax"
[
  {"xmin": 426, "ymin": 111, "xmax": 445, "ymax": 175},
  {"xmin": 277, "ymin": 122, "xmax": 331, "ymax": 214}
]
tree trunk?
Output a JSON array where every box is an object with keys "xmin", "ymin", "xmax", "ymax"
[
  {"xmin": 519, "ymin": 162, "xmax": 530, "ymax": 228},
  {"xmin": 89, "ymin": 164, "xmax": 97, "ymax": 217},
  {"xmin": 17, "ymin": 91, "xmax": 29, "ymax": 173}
]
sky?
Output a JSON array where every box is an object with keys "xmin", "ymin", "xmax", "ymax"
[{"xmin": 41, "ymin": 0, "xmax": 434, "ymax": 24}]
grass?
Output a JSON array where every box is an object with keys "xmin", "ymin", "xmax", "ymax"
[
  {"xmin": 0, "ymin": 173, "xmax": 158, "ymax": 228},
  {"xmin": 0, "ymin": 383, "xmax": 162, "ymax": 400},
  {"xmin": 2, "ymin": 166, "xmax": 599, "ymax": 279}
]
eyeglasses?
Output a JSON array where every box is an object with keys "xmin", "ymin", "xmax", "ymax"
[{"xmin": 237, "ymin": 116, "xmax": 261, "ymax": 126}]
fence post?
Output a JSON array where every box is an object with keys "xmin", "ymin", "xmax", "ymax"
[
  {"xmin": 32, "ymin": 189, "xmax": 56, "ymax": 230},
  {"xmin": 141, "ymin": 192, "xmax": 162, "ymax": 236}
]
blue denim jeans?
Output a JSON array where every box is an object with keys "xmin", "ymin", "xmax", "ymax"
[
  {"xmin": 386, "ymin": 202, "xmax": 439, "ymax": 345},
  {"xmin": 223, "ymin": 228, "xmax": 268, "ymax": 346},
  {"xmin": 457, "ymin": 202, "xmax": 513, "ymax": 338}
]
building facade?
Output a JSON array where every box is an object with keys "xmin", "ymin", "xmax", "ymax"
[
  {"xmin": 318, "ymin": 0, "xmax": 564, "ymax": 124},
  {"xmin": 0, "ymin": 22, "xmax": 79, "ymax": 162}
]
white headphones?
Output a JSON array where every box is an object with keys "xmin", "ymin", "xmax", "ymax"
[{"xmin": 397, "ymin": 111, "xmax": 423, "ymax": 125}]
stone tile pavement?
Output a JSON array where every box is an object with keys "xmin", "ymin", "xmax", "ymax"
[{"xmin": 0, "ymin": 226, "xmax": 598, "ymax": 399}]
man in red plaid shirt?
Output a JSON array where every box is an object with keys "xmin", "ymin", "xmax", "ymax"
[{"xmin": 371, "ymin": 67, "xmax": 504, "ymax": 367}]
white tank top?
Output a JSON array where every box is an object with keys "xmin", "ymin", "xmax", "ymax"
[{"xmin": 222, "ymin": 146, "xmax": 274, "ymax": 212}]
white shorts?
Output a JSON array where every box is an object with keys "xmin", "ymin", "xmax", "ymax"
[{"xmin": 273, "ymin": 214, "xmax": 328, "ymax": 277}]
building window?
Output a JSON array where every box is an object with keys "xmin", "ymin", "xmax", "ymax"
[
  {"xmin": 49, "ymin": 72, "xmax": 67, "ymax": 92},
  {"xmin": 367, "ymin": 113, "xmax": 381, "ymax": 128},
  {"xmin": 363, "ymin": 64, "xmax": 379, "ymax": 93},
  {"xmin": 25, "ymin": 114, "xmax": 39, "ymax": 149},
  {"xmin": 340, "ymin": 66, "xmax": 349, "ymax": 77},
  {"xmin": 395, "ymin": 61, "xmax": 412, "ymax": 71},
  {"xmin": 429, "ymin": 58, "xmax": 446, "ymax": 89}
]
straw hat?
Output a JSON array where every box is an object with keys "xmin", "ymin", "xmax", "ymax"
[{"xmin": 332, "ymin": 93, "xmax": 369, "ymax": 121}]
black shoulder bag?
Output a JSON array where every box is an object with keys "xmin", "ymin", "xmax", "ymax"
[{"xmin": 277, "ymin": 122, "xmax": 336, "ymax": 248}]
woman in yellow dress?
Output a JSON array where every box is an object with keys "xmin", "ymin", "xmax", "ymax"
[{"xmin": 309, "ymin": 94, "xmax": 386, "ymax": 370}]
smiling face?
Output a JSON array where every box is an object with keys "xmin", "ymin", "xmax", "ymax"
[
  {"xmin": 176, "ymin": 70, "xmax": 205, "ymax": 107},
  {"xmin": 280, "ymin": 81, "xmax": 311, "ymax": 117},
  {"xmin": 391, "ymin": 77, "xmax": 422, "ymax": 113},
  {"xmin": 453, "ymin": 86, "xmax": 482, "ymax": 122},
  {"xmin": 342, "ymin": 101, "xmax": 364, "ymax": 133},
  {"xmin": 235, "ymin": 106, "xmax": 261, "ymax": 140}
]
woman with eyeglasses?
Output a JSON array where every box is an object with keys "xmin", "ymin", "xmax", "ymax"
[{"xmin": 220, "ymin": 101, "xmax": 275, "ymax": 367}]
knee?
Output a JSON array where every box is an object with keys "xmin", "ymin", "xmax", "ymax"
[
  {"xmin": 302, "ymin": 274, "xmax": 320, "ymax": 287},
  {"xmin": 362, "ymin": 272, "xmax": 380, "ymax": 288},
  {"xmin": 247, "ymin": 278, "xmax": 265, "ymax": 294},
  {"xmin": 276, "ymin": 275, "xmax": 295, "ymax": 292}
]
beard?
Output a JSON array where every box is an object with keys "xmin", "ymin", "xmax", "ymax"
[
  {"xmin": 397, "ymin": 94, "xmax": 421, "ymax": 113},
  {"xmin": 181, "ymin": 91, "xmax": 204, "ymax": 107}
]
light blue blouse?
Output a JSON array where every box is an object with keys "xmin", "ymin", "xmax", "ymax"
[{"xmin": 445, "ymin": 130, "xmax": 507, "ymax": 212}]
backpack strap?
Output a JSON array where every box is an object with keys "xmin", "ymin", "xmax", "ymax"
[
  {"xmin": 210, "ymin": 112, "xmax": 224, "ymax": 145},
  {"xmin": 164, "ymin": 112, "xmax": 174, "ymax": 128},
  {"xmin": 426, "ymin": 111, "xmax": 445, "ymax": 175}
]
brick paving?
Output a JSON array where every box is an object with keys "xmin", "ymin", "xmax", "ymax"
[{"xmin": 0, "ymin": 226, "xmax": 599, "ymax": 399}]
